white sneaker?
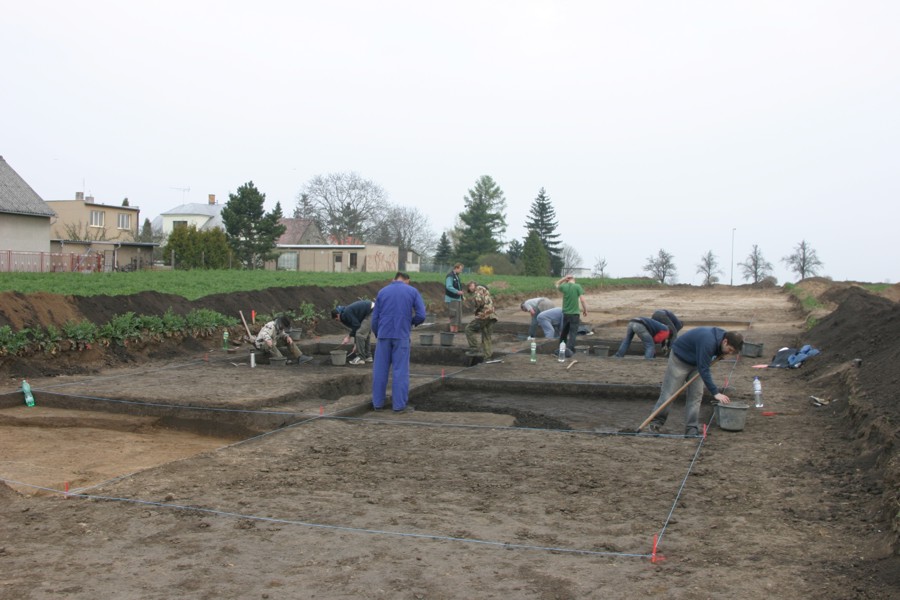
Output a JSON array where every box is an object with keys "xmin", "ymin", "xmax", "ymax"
[
  {"xmin": 526, "ymin": 337, "xmax": 535, "ymax": 341},
  {"xmin": 349, "ymin": 357, "xmax": 365, "ymax": 365},
  {"xmin": 365, "ymin": 357, "xmax": 373, "ymax": 363}
]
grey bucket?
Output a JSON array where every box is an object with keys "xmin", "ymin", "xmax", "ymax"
[
  {"xmin": 440, "ymin": 332, "xmax": 455, "ymax": 346},
  {"xmin": 420, "ymin": 334, "xmax": 434, "ymax": 346},
  {"xmin": 330, "ymin": 350, "xmax": 347, "ymax": 366},
  {"xmin": 716, "ymin": 402, "xmax": 749, "ymax": 431}
]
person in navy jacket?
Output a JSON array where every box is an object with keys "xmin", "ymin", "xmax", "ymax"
[
  {"xmin": 370, "ymin": 272, "xmax": 426, "ymax": 412},
  {"xmin": 646, "ymin": 327, "xmax": 743, "ymax": 435},
  {"xmin": 331, "ymin": 300, "xmax": 375, "ymax": 365}
]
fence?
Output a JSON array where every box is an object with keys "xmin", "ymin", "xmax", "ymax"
[{"xmin": 0, "ymin": 250, "xmax": 104, "ymax": 273}]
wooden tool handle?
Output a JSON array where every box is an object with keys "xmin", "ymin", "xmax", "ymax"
[{"xmin": 637, "ymin": 357, "xmax": 720, "ymax": 432}]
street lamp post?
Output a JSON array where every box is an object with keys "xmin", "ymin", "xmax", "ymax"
[{"xmin": 730, "ymin": 228, "xmax": 736, "ymax": 286}]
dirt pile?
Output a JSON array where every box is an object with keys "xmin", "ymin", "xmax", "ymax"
[
  {"xmin": 799, "ymin": 286, "xmax": 900, "ymax": 554},
  {"xmin": 0, "ymin": 282, "xmax": 448, "ymax": 333},
  {"xmin": 0, "ymin": 281, "xmax": 449, "ymax": 378}
]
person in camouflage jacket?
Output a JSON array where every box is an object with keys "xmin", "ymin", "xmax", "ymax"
[{"xmin": 464, "ymin": 281, "xmax": 498, "ymax": 359}]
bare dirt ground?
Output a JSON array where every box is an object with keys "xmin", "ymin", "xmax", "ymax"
[{"xmin": 1, "ymin": 281, "xmax": 898, "ymax": 599}]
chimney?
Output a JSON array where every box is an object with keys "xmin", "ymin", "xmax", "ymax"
[
  {"xmin": 76, "ymin": 192, "xmax": 84, "ymax": 201},
  {"xmin": 208, "ymin": 194, "xmax": 216, "ymax": 205},
  {"xmin": 85, "ymin": 195, "xmax": 94, "ymax": 204}
]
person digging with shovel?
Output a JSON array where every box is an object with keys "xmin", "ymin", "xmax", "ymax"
[{"xmin": 644, "ymin": 327, "xmax": 743, "ymax": 436}]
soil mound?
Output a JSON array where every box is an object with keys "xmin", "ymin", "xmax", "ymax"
[
  {"xmin": 804, "ymin": 286, "xmax": 900, "ymax": 407},
  {"xmin": 0, "ymin": 281, "xmax": 449, "ymax": 377},
  {"xmin": 800, "ymin": 285, "xmax": 900, "ymax": 553}
]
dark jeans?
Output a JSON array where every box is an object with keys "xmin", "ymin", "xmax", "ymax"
[{"xmin": 559, "ymin": 313, "xmax": 580, "ymax": 352}]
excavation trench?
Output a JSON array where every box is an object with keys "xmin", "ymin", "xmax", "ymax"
[{"xmin": 1, "ymin": 359, "xmax": 698, "ymax": 498}]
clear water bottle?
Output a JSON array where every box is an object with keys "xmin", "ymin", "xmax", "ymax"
[
  {"xmin": 558, "ymin": 341, "xmax": 566, "ymax": 363},
  {"xmin": 222, "ymin": 330, "xmax": 229, "ymax": 350},
  {"xmin": 753, "ymin": 376, "xmax": 763, "ymax": 408},
  {"xmin": 22, "ymin": 379, "xmax": 35, "ymax": 407},
  {"xmin": 530, "ymin": 341, "xmax": 537, "ymax": 363}
]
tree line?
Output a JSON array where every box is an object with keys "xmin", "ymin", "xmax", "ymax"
[
  {"xmin": 144, "ymin": 171, "xmax": 825, "ymax": 282},
  {"xmin": 641, "ymin": 240, "xmax": 824, "ymax": 285}
]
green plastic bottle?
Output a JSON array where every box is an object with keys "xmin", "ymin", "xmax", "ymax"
[
  {"xmin": 222, "ymin": 330, "xmax": 229, "ymax": 350},
  {"xmin": 22, "ymin": 379, "xmax": 35, "ymax": 407}
]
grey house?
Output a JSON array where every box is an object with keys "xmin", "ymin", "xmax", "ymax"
[{"xmin": 0, "ymin": 156, "xmax": 55, "ymax": 253}]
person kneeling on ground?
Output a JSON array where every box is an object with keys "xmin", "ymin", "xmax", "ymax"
[
  {"xmin": 255, "ymin": 315, "xmax": 303, "ymax": 363},
  {"xmin": 645, "ymin": 328, "xmax": 743, "ymax": 436},
  {"xmin": 465, "ymin": 281, "xmax": 497, "ymax": 359},
  {"xmin": 613, "ymin": 317, "xmax": 671, "ymax": 359},
  {"xmin": 331, "ymin": 300, "xmax": 375, "ymax": 366}
]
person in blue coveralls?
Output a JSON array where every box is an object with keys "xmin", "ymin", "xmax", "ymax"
[
  {"xmin": 645, "ymin": 327, "xmax": 743, "ymax": 436},
  {"xmin": 370, "ymin": 272, "xmax": 426, "ymax": 413}
]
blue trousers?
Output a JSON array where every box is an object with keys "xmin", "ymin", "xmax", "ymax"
[{"xmin": 372, "ymin": 337, "xmax": 411, "ymax": 410}]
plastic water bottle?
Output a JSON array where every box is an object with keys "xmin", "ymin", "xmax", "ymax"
[
  {"xmin": 753, "ymin": 376, "xmax": 763, "ymax": 408},
  {"xmin": 22, "ymin": 379, "xmax": 35, "ymax": 407},
  {"xmin": 558, "ymin": 341, "xmax": 566, "ymax": 363},
  {"xmin": 530, "ymin": 341, "xmax": 537, "ymax": 363},
  {"xmin": 222, "ymin": 330, "xmax": 229, "ymax": 350}
]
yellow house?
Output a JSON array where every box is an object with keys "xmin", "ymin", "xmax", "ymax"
[{"xmin": 46, "ymin": 193, "xmax": 155, "ymax": 271}]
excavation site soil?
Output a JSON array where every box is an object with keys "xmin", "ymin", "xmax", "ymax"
[{"xmin": 1, "ymin": 280, "xmax": 899, "ymax": 599}]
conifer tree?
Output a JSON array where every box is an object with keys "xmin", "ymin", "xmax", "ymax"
[
  {"xmin": 221, "ymin": 181, "xmax": 286, "ymax": 269},
  {"xmin": 433, "ymin": 232, "xmax": 453, "ymax": 269},
  {"xmin": 455, "ymin": 175, "xmax": 507, "ymax": 267},
  {"xmin": 522, "ymin": 230, "xmax": 551, "ymax": 276},
  {"xmin": 524, "ymin": 188, "xmax": 563, "ymax": 275}
]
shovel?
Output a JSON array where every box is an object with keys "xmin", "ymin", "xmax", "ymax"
[{"xmin": 626, "ymin": 357, "xmax": 720, "ymax": 434}]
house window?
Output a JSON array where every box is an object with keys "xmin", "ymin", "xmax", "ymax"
[
  {"xmin": 89, "ymin": 210, "xmax": 105, "ymax": 227},
  {"xmin": 349, "ymin": 253, "xmax": 358, "ymax": 270},
  {"xmin": 117, "ymin": 213, "xmax": 131, "ymax": 230},
  {"xmin": 173, "ymin": 220, "xmax": 188, "ymax": 229}
]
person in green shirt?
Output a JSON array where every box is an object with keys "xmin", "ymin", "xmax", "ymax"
[{"xmin": 555, "ymin": 274, "xmax": 588, "ymax": 357}]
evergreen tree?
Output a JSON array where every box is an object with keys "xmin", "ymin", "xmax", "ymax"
[
  {"xmin": 455, "ymin": 175, "xmax": 507, "ymax": 267},
  {"xmin": 524, "ymin": 188, "xmax": 563, "ymax": 276},
  {"xmin": 221, "ymin": 181, "xmax": 286, "ymax": 269},
  {"xmin": 506, "ymin": 239, "xmax": 524, "ymax": 264},
  {"xmin": 433, "ymin": 232, "xmax": 453, "ymax": 269},
  {"xmin": 522, "ymin": 230, "xmax": 551, "ymax": 276},
  {"xmin": 161, "ymin": 225, "xmax": 231, "ymax": 269},
  {"xmin": 137, "ymin": 218, "xmax": 154, "ymax": 242}
]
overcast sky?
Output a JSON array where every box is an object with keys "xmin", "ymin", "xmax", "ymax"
[{"xmin": 3, "ymin": 1, "xmax": 897, "ymax": 283}]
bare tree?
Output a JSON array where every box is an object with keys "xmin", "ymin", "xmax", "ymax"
[
  {"xmin": 644, "ymin": 249, "xmax": 677, "ymax": 284},
  {"xmin": 560, "ymin": 244, "xmax": 582, "ymax": 275},
  {"xmin": 696, "ymin": 250, "xmax": 722, "ymax": 286},
  {"xmin": 369, "ymin": 205, "xmax": 438, "ymax": 265},
  {"xmin": 739, "ymin": 244, "xmax": 774, "ymax": 283},
  {"xmin": 58, "ymin": 221, "xmax": 113, "ymax": 241},
  {"xmin": 782, "ymin": 240, "xmax": 824, "ymax": 280},
  {"xmin": 295, "ymin": 172, "xmax": 388, "ymax": 243},
  {"xmin": 592, "ymin": 256, "xmax": 608, "ymax": 279}
]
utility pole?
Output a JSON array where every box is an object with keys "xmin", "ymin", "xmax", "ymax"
[{"xmin": 730, "ymin": 228, "xmax": 736, "ymax": 286}]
